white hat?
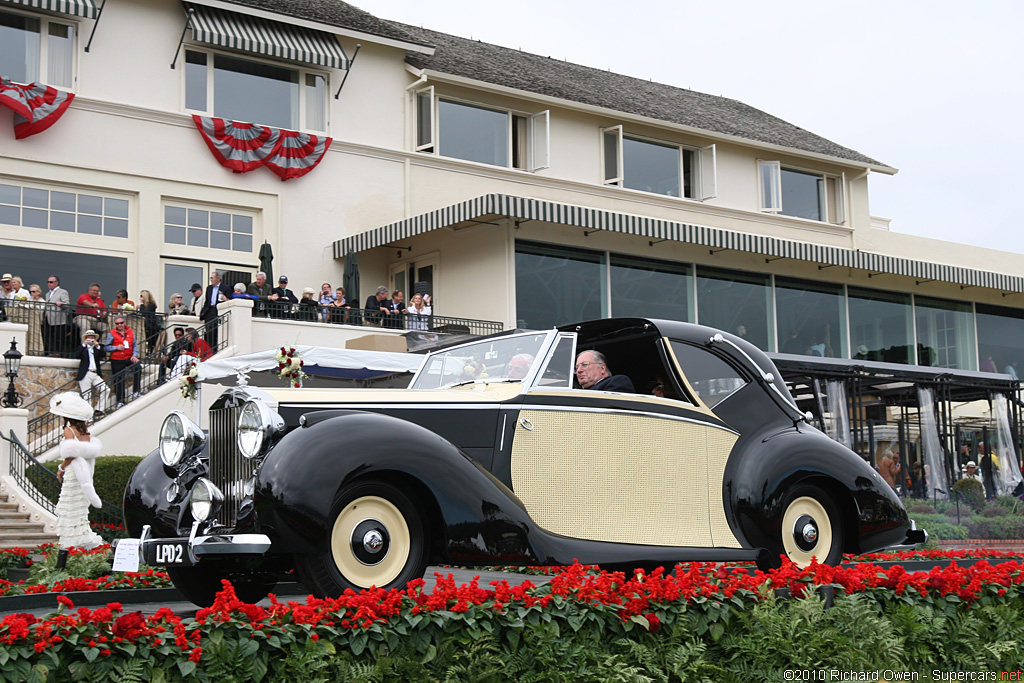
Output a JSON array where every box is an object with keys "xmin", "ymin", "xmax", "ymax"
[
  {"xmin": 83, "ymin": 329, "xmax": 98, "ymax": 339},
  {"xmin": 49, "ymin": 392, "xmax": 94, "ymax": 421},
  {"xmin": 967, "ymin": 460, "xmax": 977, "ymax": 468}
]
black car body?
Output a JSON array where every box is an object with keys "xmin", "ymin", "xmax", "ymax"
[{"xmin": 123, "ymin": 318, "xmax": 926, "ymax": 605}]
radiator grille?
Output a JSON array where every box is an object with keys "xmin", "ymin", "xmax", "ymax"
[{"xmin": 208, "ymin": 404, "xmax": 245, "ymax": 527}]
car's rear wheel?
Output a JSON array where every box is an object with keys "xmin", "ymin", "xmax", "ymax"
[
  {"xmin": 295, "ymin": 481, "xmax": 428, "ymax": 596},
  {"xmin": 777, "ymin": 484, "xmax": 844, "ymax": 568}
]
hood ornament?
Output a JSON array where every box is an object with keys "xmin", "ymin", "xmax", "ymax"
[{"xmin": 234, "ymin": 364, "xmax": 252, "ymax": 387}]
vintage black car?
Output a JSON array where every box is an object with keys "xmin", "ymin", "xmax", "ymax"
[{"xmin": 123, "ymin": 318, "xmax": 925, "ymax": 606}]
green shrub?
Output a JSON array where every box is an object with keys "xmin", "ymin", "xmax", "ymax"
[
  {"xmin": 951, "ymin": 478, "xmax": 985, "ymax": 508},
  {"xmin": 37, "ymin": 456, "xmax": 143, "ymax": 509},
  {"xmin": 966, "ymin": 515, "xmax": 1024, "ymax": 539},
  {"xmin": 907, "ymin": 513, "xmax": 968, "ymax": 540},
  {"xmin": 981, "ymin": 506, "xmax": 1009, "ymax": 518},
  {"xmin": 907, "ymin": 503, "xmax": 936, "ymax": 514}
]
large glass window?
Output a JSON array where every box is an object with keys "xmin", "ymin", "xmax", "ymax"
[
  {"xmin": 775, "ymin": 277, "xmax": 846, "ymax": 358},
  {"xmin": 602, "ymin": 126, "xmax": 716, "ymax": 200},
  {"xmin": 425, "ymin": 98, "xmax": 549, "ymax": 171},
  {"xmin": 696, "ymin": 267, "xmax": 772, "ymax": 350},
  {"xmin": 609, "ymin": 255, "xmax": 691, "ymax": 322},
  {"xmin": 759, "ymin": 161, "xmax": 845, "ymax": 224},
  {"xmin": 184, "ymin": 49, "xmax": 326, "ymax": 132},
  {"xmin": 848, "ymin": 286, "xmax": 913, "ymax": 364},
  {"xmin": 0, "ymin": 8, "xmax": 73, "ymax": 88},
  {"xmin": 976, "ymin": 304, "xmax": 1024, "ymax": 377},
  {"xmin": 0, "ymin": 182, "xmax": 128, "ymax": 237},
  {"xmin": 0, "ymin": 244, "xmax": 127, "ymax": 299},
  {"xmin": 915, "ymin": 296, "xmax": 976, "ymax": 370},
  {"xmin": 164, "ymin": 204, "xmax": 254, "ymax": 253},
  {"xmin": 515, "ymin": 241, "xmax": 603, "ymax": 330}
]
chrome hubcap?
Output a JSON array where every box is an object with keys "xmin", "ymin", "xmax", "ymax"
[
  {"xmin": 793, "ymin": 514, "xmax": 818, "ymax": 552},
  {"xmin": 363, "ymin": 530, "xmax": 384, "ymax": 553}
]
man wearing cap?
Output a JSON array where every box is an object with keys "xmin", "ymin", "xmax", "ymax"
[
  {"xmin": 42, "ymin": 274, "xmax": 71, "ymax": 357},
  {"xmin": 74, "ymin": 283, "xmax": 108, "ymax": 341},
  {"xmin": 188, "ymin": 283, "xmax": 204, "ymax": 316},
  {"xmin": 269, "ymin": 276, "xmax": 297, "ymax": 319},
  {"xmin": 105, "ymin": 315, "xmax": 141, "ymax": 406},
  {"xmin": 1, "ymin": 273, "xmax": 29, "ymax": 300},
  {"xmin": 76, "ymin": 329, "xmax": 110, "ymax": 416},
  {"xmin": 964, "ymin": 461, "xmax": 982, "ymax": 483}
]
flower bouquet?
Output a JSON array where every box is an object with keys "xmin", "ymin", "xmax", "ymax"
[
  {"xmin": 179, "ymin": 360, "xmax": 199, "ymax": 401},
  {"xmin": 120, "ymin": 303, "xmax": 135, "ymax": 312},
  {"xmin": 277, "ymin": 346, "xmax": 309, "ymax": 388}
]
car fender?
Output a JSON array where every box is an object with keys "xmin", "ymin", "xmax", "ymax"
[
  {"xmin": 124, "ymin": 446, "xmax": 208, "ymax": 538},
  {"xmin": 254, "ymin": 410, "xmax": 539, "ymax": 563},
  {"xmin": 726, "ymin": 426, "xmax": 908, "ymax": 555}
]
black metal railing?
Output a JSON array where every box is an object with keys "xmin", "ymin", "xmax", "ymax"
[
  {"xmin": 2, "ymin": 429, "xmax": 123, "ymax": 529},
  {"xmin": 0, "ymin": 299, "xmax": 173, "ymax": 358},
  {"xmin": 253, "ymin": 300, "xmax": 502, "ymax": 337},
  {"xmin": 24, "ymin": 314, "xmax": 229, "ymax": 457}
]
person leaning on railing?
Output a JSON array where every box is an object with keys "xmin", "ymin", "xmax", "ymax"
[
  {"xmin": 42, "ymin": 275, "xmax": 72, "ymax": 358},
  {"xmin": 74, "ymin": 283, "xmax": 108, "ymax": 339}
]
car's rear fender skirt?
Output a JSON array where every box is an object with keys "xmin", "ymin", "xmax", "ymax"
[{"xmin": 254, "ymin": 411, "xmax": 540, "ymax": 561}]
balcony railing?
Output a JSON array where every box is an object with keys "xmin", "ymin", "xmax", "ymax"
[
  {"xmin": 24, "ymin": 314, "xmax": 228, "ymax": 457},
  {"xmin": 253, "ymin": 300, "xmax": 503, "ymax": 337},
  {"xmin": 0, "ymin": 299, "xmax": 170, "ymax": 358}
]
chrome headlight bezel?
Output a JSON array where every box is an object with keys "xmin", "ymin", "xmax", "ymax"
[
  {"xmin": 159, "ymin": 411, "xmax": 205, "ymax": 468},
  {"xmin": 237, "ymin": 399, "xmax": 284, "ymax": 459},
  {"xmin": 190, "ymin": 477, "xmax": 223, "ymax": 522}
]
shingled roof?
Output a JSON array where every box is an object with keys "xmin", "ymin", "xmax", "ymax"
[{"xmin": 221, "ymin": 0, "xmax": 887, "ymax": 168}]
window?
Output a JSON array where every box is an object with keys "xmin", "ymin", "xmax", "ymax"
[
  {"xmin": 515, "ymin": 241, "xmax": 603, "ymax": 329},
  {"xmin": 601, "ymin": 126, "xmax": 716, "ymax": 200},
  {"xmin": 696, "ymin": 266, "xmax": 772, "ymax": 351},
  {"xmin": 975, "ymin": 303, "xmax": 1024, "ymax": 376},
  {"xmin": 164, "ymin": 204, "xmax": 254, "ymax": 253},
  {"xmin": 669, "ymin": 340, "xmax": 748, "ymax": 408},
  {"xmin": 915, "ymin": 296, "xmax": 976, "ymax": 370},
  {"xmin": 184, "ymin": 49, "xmax": 327, "ymax": 132},
  {"xmin": 0, "ymin": 7, "xmax": 73, "ymax": 88},
  {"xmin": 0, "ymin": 181, "xmax": 128, "ymax": 237},
  {"xmin": 415, "ymin": 89, "xmax": 549, "ymax": 171},
  {"xmin": 758, "ymin": 161, "xmax": 845, "ymax": 223},
  {"xmin": 609, "ymin": 255, "xmax": 691, "ymax": 322},
  {"xmin": 848, "ymin": 286, "xmax": 913, "ymax": 364},
  {"xmin": 775, "ymin": 277, "xmax": 846, "ymax": 358}
]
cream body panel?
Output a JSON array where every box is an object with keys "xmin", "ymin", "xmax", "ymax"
[
  {"xmin": 510, "ymin": 407, "xmax": 741, "ymax": 548},
  {"xmin": 265, "ymin": 382, "xmax": 524, "ymax": 406}
]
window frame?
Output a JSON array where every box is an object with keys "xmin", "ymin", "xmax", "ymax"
[
  {"xmin": 161, "ymin": 200, "xmax": 259, "ymax": 260},
  {"xmin": 414, "ymin": 90, "xmax": 550, "ymax": 172},
  {"xmin": 601, "ymin": 127, "xmax": 716, "ymax": 201},
  {"xmin": 182, "ymin": 46, "xmax": 330, "ymax": 134},
  {"xmin": 758, "ymin": 160, "xmax": 846, "ymax": 225},
  {"xmin": 0, "ymin": 178, "xmax": 131, "ymax": 239},
  {"xmin": 0, "ymin": 5, "xmax": 77, "ymax": 90}
]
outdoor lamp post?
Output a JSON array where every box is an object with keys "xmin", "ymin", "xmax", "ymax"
[{"xmin": 2, "ymin": 338, "xmax": 23, "ymax": 408}]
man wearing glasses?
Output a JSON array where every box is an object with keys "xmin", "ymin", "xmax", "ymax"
[
  {"xmin": 105, "ymin": 316, "xmax": 141, "ymax": 407},
  {"xmin": 575, "ymin": 350, "xmax": 635, "ymax": 392},
  {"xmin": 42, "ymin": 275, "xmax": 71, "ymax": 357}
]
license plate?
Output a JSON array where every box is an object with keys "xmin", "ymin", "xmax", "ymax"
[{"xmin": 146, "ymin": 540, "xmax": 191, "ymax": 566}]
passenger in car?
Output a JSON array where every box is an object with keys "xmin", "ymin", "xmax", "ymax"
[{"xmin": 575, "ymin": 350, "xmax": 635, "ymax": 392}]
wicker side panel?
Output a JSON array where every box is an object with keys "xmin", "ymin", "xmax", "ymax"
[
  {"xmin": 707, "ymin": 427, "xmax": 741, "ymax": 547},
  {"xmin": 511, "ymin": 409, "xmax": 715, "ymax": 547}
]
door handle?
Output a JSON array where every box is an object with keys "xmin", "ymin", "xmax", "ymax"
[{"xmin": 519, "ymin": 417, "xmax": 533, "ymax": 431}]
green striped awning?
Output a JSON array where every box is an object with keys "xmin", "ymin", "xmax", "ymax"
[
  {"xmin": 184, "ymin": 3, "xmax": 347, "ymax": 70},
  {"xmin": 332, "ymin": 194, "xmax": 1024, "ymax": 294},
  {"xmin": 1, "ymin": 0, "xmax": 98, "ymax": 19}
]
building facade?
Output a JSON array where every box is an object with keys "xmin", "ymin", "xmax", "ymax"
[{"xmin": 3, "ymin": 0, "xmax": 1023, "ymax": 376}]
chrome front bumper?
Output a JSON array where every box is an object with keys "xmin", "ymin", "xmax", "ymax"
[
  {"xmin": 138, "ymin": 522, "xmax": 271, "ymax": 566},
  {"xmin": 888, "ymin": 520, "xmax": 929, "ymax": 551}
]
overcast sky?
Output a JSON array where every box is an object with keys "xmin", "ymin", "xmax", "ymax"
[{"xmin": 355, "ymin": 0, "xmax": 1023, "ymax": 256}]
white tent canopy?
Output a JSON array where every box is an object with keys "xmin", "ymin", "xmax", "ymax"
[{"xmin": 197, "ymin": 346, "xmax": 423, "ymax": 382}]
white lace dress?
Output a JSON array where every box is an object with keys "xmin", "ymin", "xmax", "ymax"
[{"xmin": 54, "ymin": 436, "xmax": 105, "ymax": 550}]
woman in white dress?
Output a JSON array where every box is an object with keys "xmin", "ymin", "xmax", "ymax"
[
  {"xmin": 407, "ymin": 292, "xmax": 432, "ymax": 331},
  {"xmin": 50, "ymin": 392, "xmax": 105, "ymax": 550}
]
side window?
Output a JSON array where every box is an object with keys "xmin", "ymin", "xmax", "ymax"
[
  {"xmin": 535, "ymin": 334, "xmax": 575, "ymax": 388},
  {"xmin": 670, "ymin": 340, "xmax": 749, "ymax": 408}
]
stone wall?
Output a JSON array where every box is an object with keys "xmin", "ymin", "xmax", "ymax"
[{"xmin": 17, "ymin": 363, "xmax": 78, "ymax": 421}]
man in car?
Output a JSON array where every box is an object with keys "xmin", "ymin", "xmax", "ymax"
[
  {"xmin": 506, "ymin": 353, "xmax": 534, "ymax": 380},
  {"xmin": 575, "ymin": 350, "xmax": 634, "ymax": 392}
]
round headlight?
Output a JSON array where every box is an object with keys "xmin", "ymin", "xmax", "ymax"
[
  {"xmin": 237, "ymin": 400, "xmax": 283, "ymax": 459},
  {"xmin": 190, "ymin": 477, "xmax": 223, "ymax": 522},
  {"xmin": 159, "ymin": 411, "xmax": 205, "ymax": 468}
]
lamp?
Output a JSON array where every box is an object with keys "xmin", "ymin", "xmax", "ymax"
[{"xmin": 2, "ymin": 338, "xmax": 23, "ymax": 408}]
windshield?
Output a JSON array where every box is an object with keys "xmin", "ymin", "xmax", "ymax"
[{"xmin": 411, "ymin": 332, "xmax": 552, "ymax": 389}]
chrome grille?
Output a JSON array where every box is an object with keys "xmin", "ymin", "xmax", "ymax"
[{"xmin": 208, "ymin": 404, "xmax": 245, "ymax": 527}]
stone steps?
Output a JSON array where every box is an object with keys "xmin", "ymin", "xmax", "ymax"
[{"xmin": 0, "ymin": 494, "xmax": 58, "ymax": 549}]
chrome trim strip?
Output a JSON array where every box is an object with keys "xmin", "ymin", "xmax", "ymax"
[
  {"xmin": 519, "ymin": 403, "xmax": 740, "ymax": 435},
  {"xmin": 284, "ymin": 403, "xmax": 503, "ymax": 410},
  {"xmin": 499, "ymin": 413, "xmax": 507, "ymax": 451}
]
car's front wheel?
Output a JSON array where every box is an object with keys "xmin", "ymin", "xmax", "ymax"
[
  {"xmin": 777, "ymin": 484, "xmax": 844, "ymax": 568},
  {"xmin": 296, "ymin": 481, "xmax": 428, "ymax": 596}
]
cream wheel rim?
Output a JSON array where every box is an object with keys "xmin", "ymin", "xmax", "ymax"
[
  {"xmin": 331, "ymin": 495, "xmax": 411, "ymax": 588},
  {"xmin": 781, "ymin": 496, "xmax": 832, "ymax": 567}
]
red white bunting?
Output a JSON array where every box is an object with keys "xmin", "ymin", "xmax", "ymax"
[
  {"xmin": 192, "ymin": 115, "xmax": 332, "ymax": 180},
  {"xmin": 0, "ymin": 78, "xmax": 75, "ymax": 139}
]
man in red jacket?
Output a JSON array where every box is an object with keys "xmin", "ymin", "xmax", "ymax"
[
  {"xmin": 104, "ymin": 316, "xmax": 141, "ymax": 406},
  {"xmin": 74, "ymin": 283, "xmax": 108, "ymax": 340}
]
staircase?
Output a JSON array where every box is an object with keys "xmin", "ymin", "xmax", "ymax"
[{"xmin": 0, "ymin": 492, "xmax": 57, "ymax": 549}]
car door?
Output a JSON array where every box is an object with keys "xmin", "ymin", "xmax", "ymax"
[{"xmin": 508, "ymin": 338, "xmax": 742, "ymax": 549}]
